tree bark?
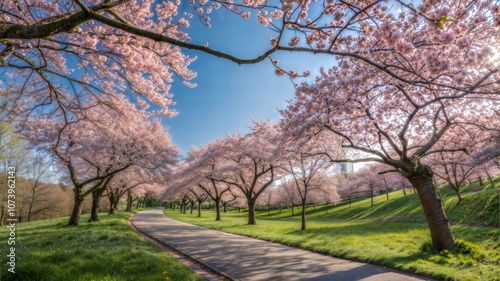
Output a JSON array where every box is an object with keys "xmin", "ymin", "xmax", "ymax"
[
  {"xmin": 301, "ymin": 200, "xmax": 307, "ymax": 230},
  {"xmin": 370, "ymin": 185, "xmax": 374, "ymax": 207},
  {"xmin": 88, "ymin": 187, "xmax": 106, "ymax": 222},
  {"xmin": 68, "ymin": 193, "xmax": 84, "ymax": 226},
  {"xmin": 484, "ymin": 170, "xmax": 494, "ymax": 188},
  {"xmin": 247, "ymin": 200, "xmax": 256, "ymax": 225},
  {"xmin": 215, "ymin": 199, "xmax": 221, "ymax": 221},
  {"xmin": 407, "ymin": 166, "xmax": 455, "ymax": 251},
  {"xmin": 451, "ymin": 184, "xmax": 463, "ymax": 203},
  {"xmin": 126, "ymin": 191, "xmax": 133, "ymax": 211}
]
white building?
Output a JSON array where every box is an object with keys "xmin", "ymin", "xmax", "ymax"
[{"xmin": 336, "ymin": 162, "xmax": 354, "ymax": 173}]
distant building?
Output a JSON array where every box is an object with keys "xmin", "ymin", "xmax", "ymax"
[{"xmin": 336, "ymin": 162, "xmax": 354, "ymax": 173}]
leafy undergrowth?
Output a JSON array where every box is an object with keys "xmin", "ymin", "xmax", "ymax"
[
  {"xmin": 166, "ymin": 186, "xmax": 500, "ymax": 281},
  {"xmin": 0, "ymin": 210, "xmax": 204, "ymax": 281}
]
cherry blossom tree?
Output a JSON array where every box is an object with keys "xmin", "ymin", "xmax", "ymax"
[
  {"xmin": 281, "ymin": 26, "xmax": 498, "ymax": 252},
  {"xmin": 281, "ymin": 138, "xmax": 340, "ymax": 230},
  {"xmin": 355, "ymin": 165, "xmax": 384, "ymax": 207},
  {"xmin": 106, "ymin": 167, "xmax": 151, "ymax": 215},
  {"xmin": 257, "ymin": 185, "xmax": 276, "ymax": 216},
  {"xmin": 21, "ymin": 96, "xmax": 178, "ymax": 225},
  {"xmin": 369, "ymin": 163, "xmax": 395, "ymax": 201},
  {"xmin": 4, "ymin": 0, "xmax": 498, "ymax": 123},
  {"xmin": 218, "ymin": 120, "xmax": 281, "ymax": 225},
  {"xmin": 0, "ymin": 0, "xmax": 199, "ymax": 120},
  {"xmin": 428, "ymin": 152, "xmax": 478, "ymax": 202},
  {"xmin": 187, "ymin": 185, "xmax": 209, "ymax": 217},
  {"xmin": 276, "ymin": 179, "xmax": 300, "ymax": 215},
  {"xmin": 217, "ymin": 188, "xmax": 237, "ymax": 213},
  {"xmin": 171, "ymin": 140, "xmax": 234, "ymax": 220}
]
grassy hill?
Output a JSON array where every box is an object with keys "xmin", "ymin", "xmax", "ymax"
[
  {"xmin": 165, "ymin": 177, "xmax": 500, "ymax": 281},
  {"xmin": 0, "ymin": 210, "xmax": 204, "ymax": 281}
]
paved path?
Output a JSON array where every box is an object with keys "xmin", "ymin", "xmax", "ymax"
[{"xmin": 131, "ymin": 209, "xmax": 432, "ymax": 281}]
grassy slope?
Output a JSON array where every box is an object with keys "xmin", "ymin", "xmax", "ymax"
[
  {"xmin": 0, "ymin": 210, "xmax": 204, "ymax": 281},
  {"xmin": 165, "ymin": 179, "xmax": 500, "ymax": 281}
]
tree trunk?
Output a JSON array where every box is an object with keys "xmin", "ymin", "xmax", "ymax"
[
  {"xmin": 247, "ymin": 200, "xmax": 256, "ymax": 225},
  {"xmin": 89, "ymin": 187, "xmax": 105, "ymax": 222},
  {"xmin": 407, "ymin": 166, "xmax": 455, "ymax": 251},
  {"xmin": 370, "ymin": 186, "xmax": 374, "ymax": 207},
  {"xmin": 190, "ymin": 202, "xmax": 194, "ymax": 214},
  {"xmin": 386, "ymin": 186, "xmax": 389, "ymax": 201},
  {"xmin": 301, "ymin": 200, "xmax": 307, "ymax": 230},
  {"xmin": 451, "ymin": 184, "xmax": 463, "ymax": 203},
  {"xmin": 478, "ymin": 176, "xmax": 483, "ymax": 186},
  {"xmin": 485, "ymin": 170, "xmax": 494, "ymax": 188},
  {"xmin": 215, "ymin": 199, "xmax": 221, "ymax": 221},
  {"xmin": 68, "ymin": 193, "xmax": 84, "ymax": 226},
  {"xmin": 291, "ymin": 205, "xmax": 294, "ymax": 216},
  {"xmin": 197, "ymin": 203, "xmax": 202, "ymax": 217},
  {"xmin": 223, "ymin": 204, "xmax": 227, "ymax": 213},
  {"xmin": 126, "ymin": 191, "xmax": 133, "ymax": 211}
]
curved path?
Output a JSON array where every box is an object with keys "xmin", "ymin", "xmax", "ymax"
[{"xmin": 131, "ymin": 209, "xmax": 433, "ymax": 281}]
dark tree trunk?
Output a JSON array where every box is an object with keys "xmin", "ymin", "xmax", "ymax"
[
  {"xmin": 108, "ymin": 190, "xmax": 120, "ymax": 215},
  {"xmin": 485, "ymin": 170, "xmax": 494, "ymax": 188},
  {"xmin": 182, "ymin": 201, "xmax": 187, "ymax": 214},
  {"xmin": 247, "ymin": 200, "xmax": 256, "ymax": 225},
  {"xmin": 68, "ymin": 193, "xmax": 84, "ymax": 226},
  {"xmin": 370, "ymin": 186, "xmax": 374, "ymax": 207},
  {"xmin": 126, "ymin": 191, "xmax": 133, "ymax": 211},
  {"xmin": 89, "ymin": 187, "xmax": 106, "ymax": 222},
  {"xmin": 223, "ymin": 203, "xmax": 227, "ymax": 213},
  {"xmin": 190, "ymin": 202, "xmax": 194, "ymax": 214},
  {"xmin": 478, "ymin": 176, "xmax": 483, "ymax": 186},
  {"xmin": 301, "ymin": 200, "xmax": 307, "ymax": 230},
  {"xmin": 407, "ymin": 166, "xmax": 455, "ymax": 251},
  {"xmin": 197, "ymin": 203, "xmax": 202, "ymax": 217},
  {"xmin": 109, "ymin": 205, "xmax": 116, "ymax": 215},
  {"xmin": 215, "ymin": 199, "xmax": 221, "ymax": 221}
]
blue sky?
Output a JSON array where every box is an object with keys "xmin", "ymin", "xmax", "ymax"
[{"xmin": 164, "ymin": 4, "xmax": 331, "ymax": 155}]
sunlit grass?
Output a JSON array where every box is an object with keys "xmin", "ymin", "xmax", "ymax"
[
  {"xmin": 0, "ymin": 210, "xmax": 204, "ymax": 281},
  {"xmin": 166, "ymin": 186, "xmax": 500, "ymax": 281}
]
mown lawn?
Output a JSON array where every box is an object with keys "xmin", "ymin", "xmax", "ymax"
[
  {"xmin": 165, "ymin": 188, "xmax": 500, "ymax": 281},
  {"xmin": 0, "ymin": 210, "xmax": 204, "ymax": 281}
]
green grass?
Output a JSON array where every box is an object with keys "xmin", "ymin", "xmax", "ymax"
[
  {"xmin": 165, "ymin": 187, "xmax": 500, "ymax": 281},
  {"xmin": 0, "ymin": 210, "xmax": 204, "ymax": 281}
]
